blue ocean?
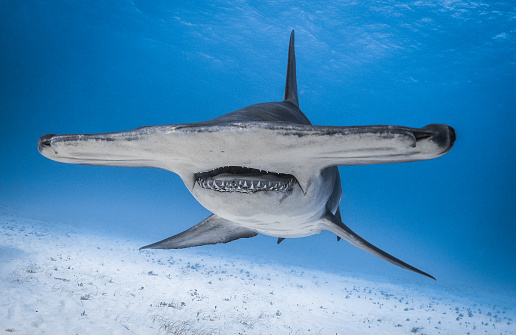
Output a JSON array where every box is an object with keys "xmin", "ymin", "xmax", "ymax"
[{"xmin": 1, "ymin": 1, "xmax": 515, "ymax": 333}]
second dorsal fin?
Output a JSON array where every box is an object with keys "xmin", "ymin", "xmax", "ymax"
[{"xmin": 283, "ymin": 30, "xmax": 299, "ymax": 108}]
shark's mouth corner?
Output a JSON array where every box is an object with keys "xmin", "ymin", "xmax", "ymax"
[{"xmin": 194, "ymin": 166, "xmax": 297, "ymax": 194}]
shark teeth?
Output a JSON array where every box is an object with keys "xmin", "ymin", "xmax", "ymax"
[
  {"xmin": 194, "ymin": 166, "xmax": 298, "ymax": 194},
  {"xmin": 196, "ymin": 177, "xmax": 296, "ymax": 194}
]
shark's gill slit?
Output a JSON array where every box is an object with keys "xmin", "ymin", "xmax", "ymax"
[{"xmin": 194, "ymin": 166, "xmax": 298, "ymax": 194}]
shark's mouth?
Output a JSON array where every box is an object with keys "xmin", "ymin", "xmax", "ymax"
[{"xmin": 194, "ymin": 166, "xmax": 297, "ymax": 194}]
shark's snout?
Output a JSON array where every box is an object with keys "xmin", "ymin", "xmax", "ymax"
[{"xmin": 38, "ymin": 134, "xmax": 56, "ymax": 153}]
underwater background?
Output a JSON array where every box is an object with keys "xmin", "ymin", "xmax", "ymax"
[{"xmin": 1, "ymin": 0, "xmax": 515, "ymax": 296}]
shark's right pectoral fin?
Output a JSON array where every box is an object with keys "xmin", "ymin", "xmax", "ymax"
[
  {"xmin": 140, "ymin": 214, "xmax": 258, "ymax": 250},
  {"xmin": 320, "ymin": 212, "xmax": 435, "ymax": 280}
]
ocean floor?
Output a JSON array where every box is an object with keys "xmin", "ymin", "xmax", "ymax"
[{"xmin": 1, "ymin": 211, "xmax": 514, "ymax": 335}]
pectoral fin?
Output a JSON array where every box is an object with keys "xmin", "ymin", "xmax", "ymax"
[
  {"xmin": 321, "ymin": 212, "xmax": 435, "ymax": 280},
  {"xmin": 140, "ymin": 214, "xmax": 258, "ymax": 250}
]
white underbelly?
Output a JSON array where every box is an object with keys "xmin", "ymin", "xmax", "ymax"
[{"xmin": 235, "ymin": 215, "xmax": 324, "ymax": 238}]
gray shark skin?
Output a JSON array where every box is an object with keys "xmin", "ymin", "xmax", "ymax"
[{"xmin": 38, "ymin": 31, "xmax": 455, "ymax": 280}]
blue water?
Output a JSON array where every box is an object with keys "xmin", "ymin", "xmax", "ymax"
[{"xmin": 1, "ymin": 0, "xmax": 515, "ymax": 294}]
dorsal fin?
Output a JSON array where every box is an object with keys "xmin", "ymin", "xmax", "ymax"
[{"xmin": 283, "ymin": 30, "xmax": 299, "ymax": 108}]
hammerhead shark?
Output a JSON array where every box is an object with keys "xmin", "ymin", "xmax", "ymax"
[{"xmin": 38, "ymin": 31, "xmax": 455, "ymax": 279}]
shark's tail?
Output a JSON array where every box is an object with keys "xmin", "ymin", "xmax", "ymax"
[{"xmin": 283, "ymin": 30, "xmax": 299, "ymax": 108}]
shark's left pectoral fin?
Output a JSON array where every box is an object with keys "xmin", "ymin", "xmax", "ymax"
[
  {"xmin": 320, "ymin": 212, "xmax": 435, "ymax": 280},
  {"xmin": 140, "ymin": 214, "xmax": 258, "ymax": 250}
]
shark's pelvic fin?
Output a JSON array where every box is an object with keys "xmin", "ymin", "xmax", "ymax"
[
  {"xmin": 140, "ymin": 214, "xmax": 258, "ymax": 250},
  {"xmin": 277, "ymin": 237, "xmax": 286, "ymax": 244},
  {"xmin": 283, "ymin": 30, "xmax": 299, "ymax": 108},
  {"xmin": 321, "ymin": 212, "xmax": 435, "ymax": 280}
]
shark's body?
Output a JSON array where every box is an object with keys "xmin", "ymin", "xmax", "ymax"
[{"xmin": 38, "ymin": 31, "xmax": 455, "ymax": 279}]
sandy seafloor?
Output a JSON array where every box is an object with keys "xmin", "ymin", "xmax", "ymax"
[{"xmin": 1, "ymin": 210, "xmax": 514, "ymax": 335}]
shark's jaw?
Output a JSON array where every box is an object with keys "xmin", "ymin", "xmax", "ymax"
[{"xmin": 194, "ymin": 166, "xmax": 297, "ymax": 194}]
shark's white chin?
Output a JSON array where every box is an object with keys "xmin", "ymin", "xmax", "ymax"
[
  {"xmin": 190, "ymin": 167, "xmax": 337, "ymax": 237},
  {"xmin": 191, "ymin": 181, "xmax": 307, "ymax": 218}
]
